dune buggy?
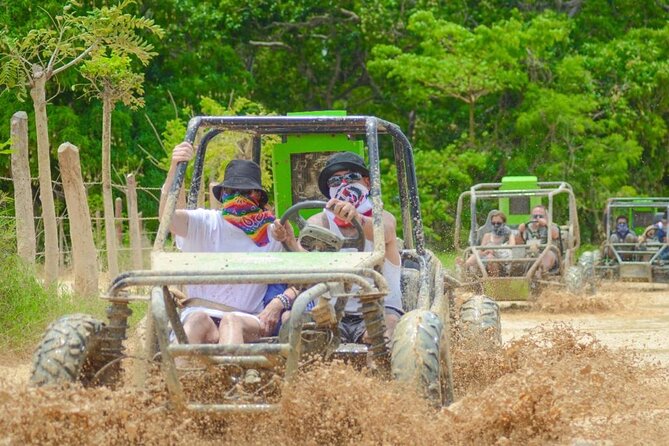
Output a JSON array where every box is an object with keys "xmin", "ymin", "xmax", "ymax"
[
  {"xmin": 454, "ymin": 176, "xmax": 594, "ymax": 302},
  {"xmin": 595, "ymin": 197, "xmax": 669, "ymax": 283},
  {"xmin": 30, "ymin": 114, "xmax": 474, "ymax": 410}
]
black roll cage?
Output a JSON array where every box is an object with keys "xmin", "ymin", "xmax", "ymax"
[{"xmin": 155, "ymin": 115, "xmax": 426, "ymax": 256}]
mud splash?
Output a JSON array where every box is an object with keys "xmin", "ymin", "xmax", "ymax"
[
  {"xmin": 2, "ymin": 323, "xmax": 668, "ymax": 445},
  {"xmin": 531, "ymin": 289, "xmax": 625, "ymax": 313}
]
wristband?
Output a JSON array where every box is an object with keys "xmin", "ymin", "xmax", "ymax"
[{"xmin": 275, "ymin": 293, "xmax": 291, "ymax": 311}]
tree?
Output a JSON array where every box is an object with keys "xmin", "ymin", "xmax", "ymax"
[
  {"xmin": 80, "ymin": 52, "xmax": 161, "ymax": 278},
  {"xmin": 369, "ymin": 11, "xmax": 528, "ymax": 145},
  {"xmin": 0, "ymin": 0, "xmax": 162, "ymax": 284}
]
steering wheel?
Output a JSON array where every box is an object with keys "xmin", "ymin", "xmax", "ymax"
[
  {"xmin": 278, "ymin": 200, "xmax": 365, "ymax": 252},
  {"xmin": 521, "ymin": 220, "xmax": 542, "ymax": 243}
]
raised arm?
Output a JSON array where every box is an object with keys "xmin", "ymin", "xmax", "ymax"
[{"xmin": 159, "ymin": 142, "xmax": 192, "ymax": 237}]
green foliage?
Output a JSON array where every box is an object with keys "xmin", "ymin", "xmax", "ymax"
[
  {"xmin": 79, "ymin": 54, "xmax": 146, "ymax": 108},
  {"xmin": 0, "ymin": 1, "xmax": 668, "ymax": 249},
  {"xmin": 0, "ymin": 193, "xmax": 104, "ymax": 352},
  {"xmin": 0, "ymin": 253, "xmax": 111, "ymax": 353},
  {"xmin": 383, "ymin": 143, "xmax": 488, "ymax": 248},
  {"xmin": 160, "ymin": 96, "xmax": 280, "ymax": 194}
]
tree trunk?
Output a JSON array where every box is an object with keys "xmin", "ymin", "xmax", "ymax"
[
  {"xmin": 58, "ymin": 143, "xmax": 99, "ymax": 296},
  {"xmin": 10, "ymin": 111, "xmax": 37, "ymax": 264},
  {"xmin": 101, "ymin": 94, "xmax": 119, "ymax": 278},
  {"xmin": 30, "ymin": 69, "xmax": 59, "ymax": 285},
  {"xmin": 468, "ymin": 101, "xmax": 476, "ymax": 146}
]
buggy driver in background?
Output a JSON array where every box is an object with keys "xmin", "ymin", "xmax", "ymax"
[{"xmin": 518, "ymin": 204, "xmax": 560, "ymax": 273}]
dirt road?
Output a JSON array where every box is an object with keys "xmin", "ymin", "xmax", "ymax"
[
  {"xmin": 0, "ymin": 281, "xmax": 668, "ymax": 445},
  {"xmin": 502, "ymin": 282, "xmax": 669, "ymax": 365}
]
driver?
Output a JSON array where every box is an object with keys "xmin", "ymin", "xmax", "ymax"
[
  {"xmin": 517, "ymin": 204, "xmax": 560, "ymax": 273},
  {"xmin": 607, "ymin": 215, "xmax": 637, "ymax": 260},
  {"xmin": 160, "ymin": 142, "xmax": 288, "ymax": 345},
  {"xmin": 273, "ymin": 151, "xmax": 403, "ymax": 344}
]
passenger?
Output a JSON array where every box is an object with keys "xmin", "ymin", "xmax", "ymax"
[
  {"xmin": 465, "ymin": 210, "xmax": 515, "ymax": 277},
  {"xmin": 518, "ymin": 204, "xmax": 560, "ymax": 273},
  {"xmin": 272, "ymin": 152, "xmax": 403, "ymax": 344},
  {"xmin": 160, "ymin": 142, "xmax": 289, "ymax": 345},
  {"xmin": 638, "ymin": 212, "xmax": 668, "ymax": 262},
  {"xmin": 607, "ymin": 215, "xmax": 637, "ymax": 260}
]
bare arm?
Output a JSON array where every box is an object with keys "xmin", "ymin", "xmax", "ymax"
[
  {"xmin": 159, "ymin": 142, "xmax": 192, "ymax": 237},
  {"xmin": 381, "ymin": 210, "xmax": 401, "ymax": 266}
]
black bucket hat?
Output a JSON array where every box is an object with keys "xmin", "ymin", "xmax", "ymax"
[
  {"xmin": 212, "ymin": 159, "xmax": 268, "ymax": 206},
  {"xmin": 318, "ymin": 152, "xmax": 369, "ymax": 198}
]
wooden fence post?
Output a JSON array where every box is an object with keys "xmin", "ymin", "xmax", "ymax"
[
  {"xmin": 125, "ymin": 174, "xmax": 143, "ymax": 269},
  {"xmin": 58, "ymin": 216, "xmax": 66, "ymax": 268},
  {"xmin": 10, "ymin": 111, "xmax": 36, "ymax": 263},
  {"xmin": 58, "ymin": 143, "xmax": 99, "ymax": 296},
  {"xmin": 114, "ymin": 196, "xmax": 123, "ymax": 252}
]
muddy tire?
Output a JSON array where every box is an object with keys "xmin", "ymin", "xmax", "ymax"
[
  {"xmin": 458, "ymin": 295, "xmax": 501, "ymax": 347},
  {"xmin": 391, "ymin": 310, "xmax": 445, "ymax": 406},
  {"xmin": 566, "ymin": 251, "xmax": 598, "ymax": 295},
  {"xmin": 565, "ymin": 265, "xmax": 584, "ymax": 294},
  {"xmin": 30, "ymin": 314, "xmax": 111, "ymax": 387},
  {"xmin": 578, "ymin": 251, "xmax": 598, "ymax": 295}
]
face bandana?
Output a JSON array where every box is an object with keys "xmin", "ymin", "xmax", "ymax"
[
  {"xmin": 327, "ymin": 182, "xmax": 373, "ymax": 228},
  {"xmin": 616, "ymin": 223, "xmax": 629, "ymax": 239},
  {"xmin": 220, "ymin": 192, "xmax": 275, "ymax": 247},
  {"xmin": 492, "ymin": 223, "xmax": 506, "ymax": 237}
]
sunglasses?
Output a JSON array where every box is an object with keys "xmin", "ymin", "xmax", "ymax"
[
  {"xmin": 491, "ymin": 221, "xmax": 503, "ymax": 226},
  {"xmin": 327, "ymin": 172, "xmax": 363, "ymax": 188},
  {"xmin": 532, "ymin": 214, "xmax": 545, "ymax": 219}
]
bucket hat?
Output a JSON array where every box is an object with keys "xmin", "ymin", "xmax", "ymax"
[
  {"xmin": 318, "ymin": 152, "xmax": 369, "ymax": 198},
  {"xmin": 212, "ymin": 159, "xmax": 268, "ymax": 206}
]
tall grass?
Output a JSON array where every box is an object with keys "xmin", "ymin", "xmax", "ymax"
[{"xmin": 0, "ymin": 194, "xmax": 109, "ymax": 354}]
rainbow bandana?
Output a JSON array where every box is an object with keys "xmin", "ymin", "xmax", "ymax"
[{"xmin": 220, "ymin": 193, "xmax": 275, "ymax": 247}]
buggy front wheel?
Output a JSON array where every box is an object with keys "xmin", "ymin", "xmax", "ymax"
[
  {"xmin": 30, "ymin": 314, "xmax": 114, "ymax": 387},
  {"xmin": 391, "ymin": 310, "xmax": 450, "ymax": 406}
]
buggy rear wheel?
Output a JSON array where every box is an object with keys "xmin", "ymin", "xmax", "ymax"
[
  {"xmin": 458, "ymin": 294, "xmax": 502, "ymax": 347},
  {"xmin": 30, "ymin": 314, "xmax": 113, "ymax": 387},
  {"xmin": 578, "ymin": 251, "xmax": 598, "ymax": 295},
  {"xmin": 565, "ymin": 265, "xmax": 584, "ymax": 294},
  {"xmin": 391, "ymin": 310, "xmax": 448, "ymax": 406}
]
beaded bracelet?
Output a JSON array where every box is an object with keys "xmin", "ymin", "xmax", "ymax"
[{"xmin": 275, "ymin": 293, "xmax": 291, "ymax": 311}]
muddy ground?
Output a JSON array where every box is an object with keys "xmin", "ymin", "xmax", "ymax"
[{"xmin": 1, "ymin": 281, "xmax": 668, "ymax": 445}]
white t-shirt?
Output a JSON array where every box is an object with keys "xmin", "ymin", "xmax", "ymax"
[
  {"xmin": 324, "ymin": 212, "xmax": 403, "ymax": 314},
  {"xmin": 175, "ymin": 209, "xmax": 283, "ymax": 314}
]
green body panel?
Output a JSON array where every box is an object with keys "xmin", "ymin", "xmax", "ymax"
[
  {"xmin": 482, "ymin": 277, "xmax": 531, "ymax": 301},
  {"xmin": 499, "ymin": 176, "xmax": 542, "ymax": 226},
  {"xmin": 271, "ymin": 110, "xmax": 365, "ymax": 218}
]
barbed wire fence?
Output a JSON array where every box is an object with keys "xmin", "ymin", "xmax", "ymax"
[{"xmin": 0, "ymin": 173, "xmax": 165, "ymax": 275}]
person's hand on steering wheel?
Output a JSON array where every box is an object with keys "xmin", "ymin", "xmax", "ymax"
[
  {"xmin": 326, "ymin": 198, "xmax": 365, "ymax": 225},
  {"xmin": 277, "ymin": 201, "xmax": 365, "ymax": 252}
]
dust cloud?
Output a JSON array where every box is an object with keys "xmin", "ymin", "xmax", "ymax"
[{"xmin": 1, "ymin": 285, "xmax": 668, "ymax": 445}]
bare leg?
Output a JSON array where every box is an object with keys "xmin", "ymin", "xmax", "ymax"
[
  {"xmin": 183, "ymin": 312, "xmax": 219, "ymax": 344},
  {"xmin": 218, "ymin": 312, "xmax": 263, "ymax": 345}
]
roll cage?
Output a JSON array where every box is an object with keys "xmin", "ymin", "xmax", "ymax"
[
  {"xmin": 598, "ymin": 197, "xmax": 669, "ymax": 282},
  {"xmin": 454, "ymin": 180, "xmax": 580, "ymax": 300}
]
